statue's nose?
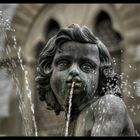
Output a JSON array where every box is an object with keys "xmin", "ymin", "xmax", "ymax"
[
  {"xmin": 67, "ymin": 65, "xmax": 81, "ymax": 83},
  {"xmin": 69, "ymin": 64, "xmax": 80, "ymax": 77},
  {"xmin": 67, "ymin": 75, "xmax": 81, "ymax": 83}
]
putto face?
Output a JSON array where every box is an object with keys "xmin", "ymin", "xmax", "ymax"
[{"xmin": 50, "ymin": 41, "xmax": 100, "ymax": 110}]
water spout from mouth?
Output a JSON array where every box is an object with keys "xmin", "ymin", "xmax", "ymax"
[{"xmin": 64, "ymin": 81, "xmax": 75, "ymax": 136}]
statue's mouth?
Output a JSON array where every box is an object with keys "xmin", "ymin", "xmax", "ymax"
[
  {"xmin": 66, "ymin": 81, "xmax": 82, "ymax": 89},
  {"xmin": 66, "ymin": 81, "xmax": 84, "ymax": 97}
]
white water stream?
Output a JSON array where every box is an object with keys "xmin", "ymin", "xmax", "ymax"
[
  {"xmin": 0, "ymin": 10, "xmax": 38, "ymax": 136},
  {"xmin": 64, "ymin": 81, "xmax": 75, "ymax": 136}
]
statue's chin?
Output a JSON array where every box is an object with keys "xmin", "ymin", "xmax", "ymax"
[
  {"xmin": 64, "ymin": 91, "xmax": 85, "ymax": 109},
  {"xmin": 62, "ymin": 84, "xmax": 86, "ymax": 111},
  {"xmin": 73, "ymin": 88, "xmax": 82, "ymax": 95},
  {"xmin": 64, "ymin": 91, "xmax": 80, "ymax": 108}
]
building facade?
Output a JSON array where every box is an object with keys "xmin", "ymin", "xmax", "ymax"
[{"xmin": 0, "ymin": 4, "xmax": 140, "ymax": 136}]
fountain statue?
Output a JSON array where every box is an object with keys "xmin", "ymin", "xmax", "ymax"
[{"xmin": 36, "ymin": 24, "xmax": 135, "ymax": 136}]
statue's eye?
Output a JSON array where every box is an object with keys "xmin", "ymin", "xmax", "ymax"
[
  {"xmin": 57, "ymin": 59, "xmax": 70, "ymax": 70},
  {"xmin": 81, "ymin": 62, "xmax": 94, "ymax": 73}
]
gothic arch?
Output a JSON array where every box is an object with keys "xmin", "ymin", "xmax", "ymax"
[
  {"xmin": 85, "ymin": 4, "xmax": 124, "ymax": 39},
  {"xmin": 94, "ymin": 10, "xmax": 122, "ymax": 49},
  {"xmin": 44, "ymin": 18, "xmax": 60, "ymax": 40},
  {"xmin": 89, "ymin": 6, "xmax": 123, "ymax": 75}
]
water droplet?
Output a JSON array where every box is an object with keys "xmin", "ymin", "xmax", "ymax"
[
  {"xmin": 129, "ymin": 64, "xmax": 132, "ymax": 68},
  {"xmin": 137, "ymin": 104, "xmax": 140, "ymax": 109}
]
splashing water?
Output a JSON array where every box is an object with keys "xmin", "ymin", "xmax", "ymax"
[
  {"xmin": 64, "ymin": 81, "xmax": 75, "ymax": 137},
  {"xmin": 17, "ymin": 47, "xmax": 38, "ymax": 136},
  {"xmin": 0, "ymin": 11, "xmax": 38, "ymax": 136}
]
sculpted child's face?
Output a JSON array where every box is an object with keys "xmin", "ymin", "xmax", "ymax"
[{"xmin": 50, "ymin": 41, "xmax": 100, "ymax": 110}]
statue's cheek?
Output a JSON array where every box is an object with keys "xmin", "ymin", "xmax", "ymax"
[{"xmin": 51, "ymin": 71, "xmax": 67, "ymax": 88}]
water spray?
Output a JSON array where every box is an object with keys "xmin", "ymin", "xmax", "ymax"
[{"xmin": 64, "ymin": 81, "xmax": 75, "ymax": 136}]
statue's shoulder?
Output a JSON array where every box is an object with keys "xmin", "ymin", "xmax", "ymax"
[
  {"xmin": 92, "ymin": 94, "xmax": 127, "ymax": 116},
  {"xmin": 99, "ymin": 94, "xmax": 125, "ymax": 105}
]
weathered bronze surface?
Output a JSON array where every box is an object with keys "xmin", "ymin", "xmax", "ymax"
[{"xmin": 36, "ymin": 24, "xmax": 135, "ymax": 136}]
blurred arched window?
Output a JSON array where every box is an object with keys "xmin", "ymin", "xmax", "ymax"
[
  {"xmin": 35, "ymin": 19, "xmax": 60, "ymax": 59},
  {"xmin": 44, "ymin": 18, "xmax": 60, "ymax": 40},
  {"xmin": 95, "ymin": 11, "xmax": 122, "ymax": 74}
]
